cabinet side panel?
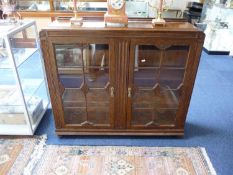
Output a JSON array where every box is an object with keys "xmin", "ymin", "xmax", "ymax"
[
  {"xmin": 40, "ymin": 33, "xmax": 63, "ymax": 129},
  {"xmin": 176, "ymin": 35, "xmax": 205, "ymax": 128}
]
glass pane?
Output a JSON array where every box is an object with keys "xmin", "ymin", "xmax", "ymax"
[
  {"xmin": 17, "ymin": 51, "xmax": 45, "ymax": 98},
  {"xmin": 87, "ymin": 44, "xmax": 109, "ymax": 67},
  {"xmin": 126, "ymin": 1, "xmax": 149, "ymax": 18},
  {"xmin": 135, "ymin": 45, "xmax": 160, "ymax": 68},
  {"xmin": 55, "ymin": 44, "xmax": 109, "ymax": 68},
  {"xmin": 134, "ymin": 68, "xmax": 159, "ymax": 88},
  {"xmin": 0, "ymin": 37, "xmax": 8, "ymax": 67},
  {"xmin": 0, "ymin": 32, "xmax": 25, "ymax": 125},
  {"xmin": 131, "ymin": 44, "xmax": 189, "ymax": 127},
  {"xmin": 56, "ymin": 45, "xmax": 84, "ymax": 67},
  {"xmin": 132, "ymin": 108, "xmax": 176, "ymax": 126},
  {"xmin": 64, "ymin": 107, "xmax": 87, "ymax": 124},
  {"xmin": 0, "ymin": 69, "xmax": 15, "ymax": 84},
  {"xmin": 159, "ymin": 68, "xmax": 185, "ymax": 89},
  {"xmin": 156, "ymin": 109, "xmax": 177, "ymax": 126},
  {"xmin": 0, "ymin": 24, "xmax": 20, "ymax": 125},
  {"xmin": 60, "ymin": 74, "xmax": 83, "ymax": 88},
  {"xmin": 63, "ymin": 88, "xmax": 86, "ymax": 108},
  {"xmin": 63, "ymin": 89, "xmax": 86, "ymax": 123},
  {"xmin": 85, "ymin": 68, "xmax": 109, "ymax": 88},
  {"xmin": 55, "ymin": 43, "xmax": 111, "ymax": 126},
  {"xmin": 54, "ymin": 0, "xmax": 72, "ymax": 11},
  {"xmin": 27, "ymin": 81, "xmax": 48, "ymax": 127},
  {"xmin": 133, "ymin": 90, "xmax": 159, "ymax": 109},
  {"xmin": 160, "ymin": 88, "xmax": 180, "ymax": 109},
  {"xmin": 9, "ymin": 25, "xmax": 49, "ymax": 125},
  {"xmin": 131, "ymin": 88, "xmax": 180, "ymax": 127},
  {"xmin": 132, "ymin": 109, "xmax": 153, "ymax": 125},
  {"xmin": 16, "ymin": 0, "xmax": 50, "ymax": 11},
  {"xmin": 16, "ymin": 50, "xmax": 49, "ymax": 125},
  {"xmin": 131, "ymin": 110, "xmax": 177, "ymax": 126},
  {"xmin": 0, "ymin": 86, "xmax": 26, "ymax": 125},
  {"xmin": 9, "ymin": 25, "xmax": 38, "ymax": 67},
  {"xmin": 163, "ymin": 46, "xmax": 189, "ymax": 68},
  {"xmin": 86, "ymin": 89, "xmax": 110, "ymax": 124}
]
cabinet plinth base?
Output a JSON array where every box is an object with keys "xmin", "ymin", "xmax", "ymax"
[{"xmin": 56, "ymin": 129, "xmax": 184, "ymax": 136}]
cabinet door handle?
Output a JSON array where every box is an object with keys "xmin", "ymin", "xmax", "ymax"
[
  {"xmin": 128, "ymin": 88, "xmax": 132, "ymax": 98},
  {"xmin": 110, "ymin": 87, "xmax": 114, "ymax": 97}
]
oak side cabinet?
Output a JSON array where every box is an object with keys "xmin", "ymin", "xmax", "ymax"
[{"xmin": 40, "ymin": 21, "xmax": 205, "ymax": 136}]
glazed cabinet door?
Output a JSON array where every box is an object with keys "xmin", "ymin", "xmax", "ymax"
[
  {"xmin": 48, "ymin": 39, "xmax": 115, "ymax": 129},
  {"xmin": 127, "ymin": 40, "xmax": 191, "ymax": 129}
]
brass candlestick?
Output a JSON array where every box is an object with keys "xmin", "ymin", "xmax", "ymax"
[
  {"xmin": 70, "ymin": 0, "xmax": 83, "ymax": 26},
  {"xmin": 149, "ymin": 0, "xmax": 173, "ymax": 27}
]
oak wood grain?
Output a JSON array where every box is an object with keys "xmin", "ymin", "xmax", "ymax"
[{"xmin": 40, "ymin": 21, "xmax": 205, "ymax": 136}]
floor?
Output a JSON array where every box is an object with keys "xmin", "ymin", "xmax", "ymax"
[{"xmin": 36, "ymin": 51, "xmax": 233, "ymax": 175}]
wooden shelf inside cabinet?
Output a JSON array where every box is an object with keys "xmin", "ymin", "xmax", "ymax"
[{"xmin": 40, "ymin": 21, "xmax": 205, "ymax": 136}]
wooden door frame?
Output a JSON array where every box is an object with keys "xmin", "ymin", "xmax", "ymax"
[
  {"xmin": 41, "ymin": 34, "xmax": 115, "ymax": 130},
  {"xmin": 127, "ymin": 37, "xmax": 195, "ymax": 130}
]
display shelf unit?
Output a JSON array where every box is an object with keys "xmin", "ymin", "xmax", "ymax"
[
  {"xmin": 40, "ymin": 21, "xmax": 204, "ymax": 136},
  {"xmin": 0, "ymin": 20, "xmax": 50, "ymax": 135},
  {"xmin": 15, "ymin": 0, "xmax": 199, "ymax": 20},
  {"xmin": 200, "ymin": 1, "xmax": 233, "ymax": 55}
]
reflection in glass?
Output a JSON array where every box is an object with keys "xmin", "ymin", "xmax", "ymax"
[
  {"xmin": 132, "ymin": 44, "xmax": 189, "ymax": 127},
  {"xmin": 55, "ymin": 43, "xmax": 111, "ymax": 126},
  {"xmin": 16, "ymin": 0, "xmax": 50, "ymax": 11},
  {"xmin": 134, "ymin": 68, "xmax": 159, "ymax": 88},
  {"xmin": 163, "ymin": 46, "xmax": 189, "ymax": 67},
  {"xmin": 159, "ymin": 68, "xmax": 185, "ymax": 89},
  {"xmin": 55, "ymin": 44, "xmax": 109, "ymax": 68},
  {"xmin": 85, "ymin": 68, "xmax": 109, "ymax": 88},
  {"xmin": 53, "ymin": 1, "xmax": 107, "ymax": 11},
  {"xmin": 135, "ymin": 45, "xmax": 160, "ymax": 68}
]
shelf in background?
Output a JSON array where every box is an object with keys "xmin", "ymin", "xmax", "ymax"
[
  {"xmin": 0, "ymin": 80, "xmax": 49, "ymax": 127},
  {"xmin": 203, "ymin": 47, "xmax": 230, "ymax": 55},
  {"xmin": 0, "ymin": 79, "xmax": 44, "ymax": 111}
]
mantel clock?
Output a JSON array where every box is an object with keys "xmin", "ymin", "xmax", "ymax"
[{"xmin": 104, "ymin": 0, "xmax": 128, "ymax": 26}]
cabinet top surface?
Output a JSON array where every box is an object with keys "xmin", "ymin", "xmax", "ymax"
[{"xmin": 42, "ymin": 21, "xmax": 199, "ymax": 33}]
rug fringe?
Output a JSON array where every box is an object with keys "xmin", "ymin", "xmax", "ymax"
[
  {"xmin": 200, "ymin": 148, "xmax": 217, "ymax": 175},
  {"xmin": 23, "ymin": 135, "xmax": 47, "ymax": 175}
]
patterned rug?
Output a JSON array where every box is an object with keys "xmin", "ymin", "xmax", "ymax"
[
  {"xmin": 0, "ymin": 136, "xmax": 45, "ymax": 175},
  {"xmin": 0, "ymin": 136, "xmax": 216, "ymax": 175},
  {"xmin": 30, "ymin": 146, "xmax": 216, "ymax": 175}
]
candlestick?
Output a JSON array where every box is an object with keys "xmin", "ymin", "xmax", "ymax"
[
  {"xmin": 70, "ymin": 0, "xmax": 83, "ymax": 26},
  {"xmin": 151, "ymin": 0, "xmax": 166, "ymax": 27},
  {"xmin": 159, "ymin": 0, "xmax": 163, "ymax": 12},
  {"xmin": 73, "ymin": 0, "xmax": 77, "ymax": 12}
]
